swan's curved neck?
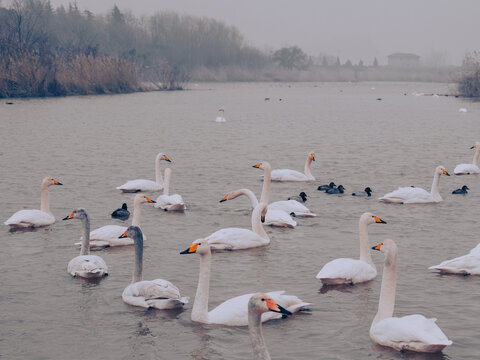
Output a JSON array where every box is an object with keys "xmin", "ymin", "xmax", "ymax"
[
  {"xmin": 192, "ymin": 249, "xmax": 211, "ymax": 323},
  {"xmin": 473, "ymin": 148, "xmax": 480, "ymax": 166},
  {"xmin": 80, "ymin": 214, "xmax": 90, "ymax": 256},
  {"xmin": 40, "ymin": 183, "xmax": 50, "ymax": 214},
  {"xmin": 372, "ymin": 250, "xmax": 397, "ymax": 326},
  {"xmin": 252, "ymin": 205, "xmax": 269, "ymax": 239},
  {"xmin": 155, "ymin": 156, "xmax": 164, "ymax": 185},
  {"xmin": 249, "ymin": 310, "xmax": 271, "ymax": 360},
  {"xmin": 259, "ymin": 167, "xmax": 271, "ymax": 204},
  {"xmin": 133, "ymin": 236, "xmax": 143, "ymax": 283},
  {"xmin": 359, "ymin": 221, "xmax": 374, "ymax": 266},
  {"xmin": 232, "ymin": 189, "xmax": 259, "ymax": 208},
  {"xmin": 163, "ymin": 169, "xmax": 171, "ymax": 196},
  {"xmin": 304, "ymin": 156, "xmax": 313, "ymax": 177},
  {"xmin": 430, "ymin": 171, "xmax": 441, "ymax": 198},
  {"xmin": 131, "ymin": 199, "xmax": 143, "ymax": 227}
]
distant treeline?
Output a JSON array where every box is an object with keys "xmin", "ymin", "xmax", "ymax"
[
  {"xmin": 0, "ymin": 0, "xmax": 469, "ymax": 99},
  {"xmin": 0, "ymin": 0, "xmax": 268, "ymax": 98}
]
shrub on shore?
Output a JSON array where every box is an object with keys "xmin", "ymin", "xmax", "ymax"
[{"xmin": 457, "ymin": 51, "xmax": 480, "ymax": 98}]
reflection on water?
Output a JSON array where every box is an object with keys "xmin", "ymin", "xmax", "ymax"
[{"xmin": 1, "ymin": 82, "xmax": 479, "ymax": 359}]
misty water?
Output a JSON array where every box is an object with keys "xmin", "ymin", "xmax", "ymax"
[{"xmin": 1, "ymin": 82, "xmax": 479, "ymax": 360}]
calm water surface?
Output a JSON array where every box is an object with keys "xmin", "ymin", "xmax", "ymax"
[{"xmin": 0, "ymin": 82, "xmax": 479, "ymax": 360}]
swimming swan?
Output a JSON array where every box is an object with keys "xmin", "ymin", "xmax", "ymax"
[
  {"xmin": 80, "ymin": 193, "xmax": 155, "ymax": 248},
  {"xmin": 379, "ymin": 166, "xmax": 450, "ymax": 204},
  {"xmin": 428, "ymin": 243, "xmax": 480, "ymax": 275},
  {"xmin": 191, "ymin": 202, "xmax": 270, "ymax": 250},
  {"xmin": 116, "ymin": 152, "xmax": 171, "ymax": 192},
  {"xmin": 5, "ymin": 177, "xmax": 62, "ymax": 228},
  {"xmin": 63, "ymin": 209, "xmax": 108, "ymax": 278},
  {"xmin": 454, "ymin": 141, "xmax": 480, "ymax": 175},
  {"xmin": 180, "ymin": 242, "xmax": 310, "ymax": 325},
  {"xmin": 121, "ymin": 226, "xmax": 188, "ymax": 309},
  {"xmin": 220, "ymin": 188, "xmax": 297, "ymax": 228},
  {"xmin": 254, "ymin": 161, "xmax": 316, "ymax": 217},
  {"xmin": 270, "ymin": 152, "xmax": 315, "ymax": 182},
  {"xmin": 370, "ymin": 239, "xmax": 452, "ymax": 352},
  {"xmin": 154, "ymin": 168, "xmax": 185, "ymax": 211},
  {"xmin": 316, "ymin": 212, "xmax": 386, "ymax": 284},
  {"xmin": 248, "ymin": 293, "xmax": 292, "ymax": 360}
]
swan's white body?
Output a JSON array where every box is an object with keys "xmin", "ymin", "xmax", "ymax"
[
  {"xmin": 248, "ymin": 293, "xmax": 292, "ymax": 360},
  {"xmin": 379, "ymin": 166, "xmax": 449, "ymax": 204},
  {"xmin": 254, "ymin": 161, "xmax": 316, "ymax": 218},
  {"xmin": 270, "ymin": 152, "xmax": 315, "ymax": 182},
  {"xmin": 77, "ymin": 194, "xmax": 154, "ymax": 248},
  {"xmin": 454, "ymin": 141, "xmax": 480, "ymax": 175},
  {"xmin": 429, "ymin": 243, "xmax": 480, "ymax": 275},
  {"xmin": 215, "ymin": 108, "xmax": 226, "ymax": 122},
  {"xmin": 116, "ymin": 153, "xmax": 170, "ymax": 192},
  {"xmin": 181, "ymin": 242, "xmax": 310, "ymax": 326},
  {"xmin": 122, "ymin": 226, "xmax": 188, "ymax": 309},
  {"xmin": 370, "ymin": 239, "xmax": 452, "ymax": 352},
  {"xmin": 192, "ymin": 203, "xmax": 270, "ymax": 250},
  {"xmin": 65, "ymin": 209, "xmax": 108, "ymax": 278},
  {"xmin": 154, "ymin": 168, "xmax": 185, "ymax": 211},
  {"xmin": 316, "ymin": 213, "xmax": 385, "ymax": 284},
  {"xmin": 221, "ymin": 188, "xmax": 296, "ymax": 228},
  {"xmin": 5, "ymin": 177, "xmax": 62, "ymax": 228}
]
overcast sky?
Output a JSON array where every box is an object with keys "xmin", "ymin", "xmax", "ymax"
[{"xmin": 41, "ymin": 0, "xmax": 480, "ymax": 65}]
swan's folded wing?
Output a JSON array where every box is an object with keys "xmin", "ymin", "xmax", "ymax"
[
  {"xmin": 67, "ymin": 255, "xmax": 108, "ymax": 276},
  {"xmin": 89, "ymin": 225, "xmax": 126, "ymax": 240},
  {"xmin": 269, "ymin": 200, "xmax": 316, "ymax": 216},
  {"xmin": 429, "ymin": 254, "xmax": 480, "ymax": 274},
  {"xmin": 316, "ymin": 258, "xmax": 376, "ymax": 283},
  {"xmin": 372, "ymin": 315, "xmax": 452, "ymax": 346},
  {"xmin": 469, "ymin": 243, "xmax": 480, "ymax": 256},
  {"xmin": 265, "ymin": 209, "xmax": 297, "ymax": 228},
  {"xmin": 379, "ymin": 187, "xmax": 430, "ymax": 202},
  {"xmin": 454, "ymin": 163, "xmax": 480, "ymax": 175},
  {"xmin": 117, "ymin": 179, "xmax": 163, "ymax": 192},
  {"xmin": 199, "ymin": 228, "xmax": 268, "ymax": 250},
  {"xmin": 5, "ymin": 209, "xmax": 55, "ymax": 227},
  {"xmin": 271, "ymin": 169, "xmax": 307, "ymax": 181}
]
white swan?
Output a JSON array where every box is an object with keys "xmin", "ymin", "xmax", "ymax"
[
  {"xmin": 316, "ymin": 212, "xmax": 386, "ymax": 284},
  {"xmin": 63, "ymin": 209, "xmax": 108, "ymax": 278},
  {"xmin": 79, "ymin": 193, "xmax": 155, "ymax": 248},
  {"xmin": 220, "ymin": 188, "xmax": 296, "ymax": 228},
  {"xmin": 180, "ymin": 242, "xmax": 310, "ymax": 325},
  {"xmin": 116, "ymin": 152, "xmax": 171, "ymax": 192},
  {"xmin": 5, "ymin": 177, "xmax": 63, "ymax": 228},
  {"xmin": 215, "ymin": 107, "xmax": 226, "ymax": 122},
  {"xmin": 370, "ymin": 239, "xmax": 452, "ymax": 353},
  {"xmin": 191, "ymin": 202, "xmax": 270, "ymax": 250},
  {"xmin": 154, "ymin": 168, "xmax": 185, "ymax": 211},
  {"xmin": 454, "ymin": 141, "xmax": 480, "ymax": 175},
  {"xmin": 254, "ymin": 161, "xmax": 316, "ymax": 217},
  {"xmin": 270, "ymin": 152, "xmax": 315, "ymax": 182},
  {"xmin": 379, "ymin": 166, "xmax": 450, "ymax": 204},
  {"xmin": 429, "ymin": 243, "xmax": 480, "ymax": 275},
  {"xmin": 248, "ymin": 293, "xmax": 292, "ymax": 360},
  {"xmin": 121, "ymin": 226, "xmax": 188, "ymax": 309}
]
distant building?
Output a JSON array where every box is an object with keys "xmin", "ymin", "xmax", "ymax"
[{"xmin": 387, "ymin": 53, "xmax": 421, "ymax": 67}]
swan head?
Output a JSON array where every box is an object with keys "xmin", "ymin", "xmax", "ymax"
[
  {"xmin": 42, "ymin": 176, "xmax": 63, "ymax": 187},
  {"xmin": 470, "ymin": 141, "xmax": 480, "ymax": 149},
  {"xmin": 156, "ymin": 152, "xmax": 172, "ymax": 163},
  {"xmin": 119, "ymin": 225, "xmax": 143, "ymax": 240},
  {"xmin": 252, "ymin": 161, "xmax": 271, "ymax": 171},
  {"xmin": 308, "ymin": 152, "xmax": 315, "ymax": 162},
  {"xmin": 62, "ymin": 208, "xmax": 87, "ymax": 221},
  {"xmin": 248, "ymin": 293, "xmax": 292, "ymax": 316},
  {"xmin": 435, "ymin": 166, "xmax": 450, "ymax": 176},
  {"xmin": 134, "ymin": 193, "xmax": 156, "ymax": 205},
  {"xmin": 360, "ymin": 212, "xmax": 386, "ymax": 225},
  {"xmin": 372, "ymin": 239, "xmax": 397, "ymax": 264},
  {"xmin": 258, "ymin": 202, "xmax": 268, "ymax": 223},
  {"xmin": 180, "ymin": 242, "xmax": 210, "ymax": 255}
]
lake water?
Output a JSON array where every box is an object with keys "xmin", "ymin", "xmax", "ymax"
[{"xmin": 1, "ymin": 82, "xmax": 479, "ymax": 360}]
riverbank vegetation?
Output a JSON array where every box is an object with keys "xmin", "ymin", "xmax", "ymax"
[
  {"xmin": 457, "ymin": 51, "xmax": 480, "ymax": 97},
  {"xmin": 0, "ymin": 0, "xmax": 468, "ymax": 98}
]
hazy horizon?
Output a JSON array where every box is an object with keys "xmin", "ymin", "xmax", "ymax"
[{"xmin": 11, "ymin": 0, "xmax": 480, "ymax": 66}]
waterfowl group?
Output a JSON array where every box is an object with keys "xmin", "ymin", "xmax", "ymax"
[{"xmin": 9, "ymin": 140, "xmax": 480, "ymax": 357}]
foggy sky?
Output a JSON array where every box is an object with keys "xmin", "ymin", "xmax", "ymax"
[{"xmin": 43, "ymin": 0, "xmax": 480, "ymax": 65}]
